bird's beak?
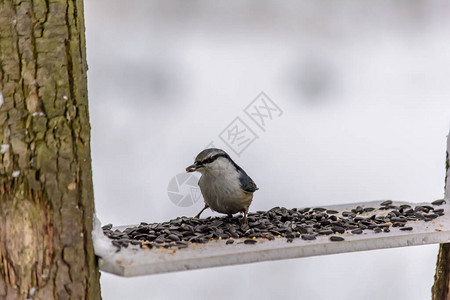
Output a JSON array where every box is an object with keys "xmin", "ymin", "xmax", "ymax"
[{"xmin": 186, "ymin": 162, "xmax": 201, "ymax": 172}]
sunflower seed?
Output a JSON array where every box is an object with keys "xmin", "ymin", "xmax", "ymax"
[
  {"xmin": 399, "ymin": 227, "xmax": 413, "ymax": 231},
  {"xmin": 363, "ymin": 207, "xmax": 375, "ymax": 212},
  {"xmin": 380, "ymin": 200, "xmax": 393, "ymax": 206},
  {"xmin": 313, "ymin": 207, "xmax": 327, "ymax": 212},
  {"xmin": 432, "ymin": 199, "xmax": 446, "ymax": 206},
  {"xmin": 244, "ymin": 239, "xmax": 257, "ymax": 245},
  {"xmin": 332, "ymin": 225, "xmax": 345, "ymax": 234},
  {"xmin": 167, "ymin": 234, "xmax": 180, "ymax": 242},
  {"xmin": 329, "ymin": 236, "xmax": 345, "ymax": 242},
  {"xmin": 102, "ymin": 224, "xmax": 113, "ymax": 231}
]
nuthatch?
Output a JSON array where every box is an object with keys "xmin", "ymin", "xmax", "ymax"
[{"xmin": 186, "ymin": 148, "xmax": 258, "ymax": 224}]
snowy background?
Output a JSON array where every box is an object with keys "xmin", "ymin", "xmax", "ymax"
[{"xmin": 85, "ymin": 1, "xmax": 450, "ymax": 299}]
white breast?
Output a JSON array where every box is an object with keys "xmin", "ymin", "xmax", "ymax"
[{"xmin": 198, "ymin": 157, "xmax": 253, "ymax": 214}]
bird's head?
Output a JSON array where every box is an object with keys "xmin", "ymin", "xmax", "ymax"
[{"xmin": 186, "ymin": 148, "xmax": 231, "ymax": 174}]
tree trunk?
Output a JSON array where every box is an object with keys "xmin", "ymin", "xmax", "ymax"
[
  {"xmin": 0, "ymin": 0, "xmax": 101, "ymax": 299},
  {"xmin": 432, "ymin": 136, "xmax": 450, "ymax": 300}
]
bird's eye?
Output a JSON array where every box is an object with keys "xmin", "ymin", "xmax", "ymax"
[{"xmin": 201, "ymin": 156, "xmax": 215, "ymax": 165}]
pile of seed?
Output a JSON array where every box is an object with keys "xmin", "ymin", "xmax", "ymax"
[{"xmin": 102, "ymin": 199, "xmax": 446, "ymax": 251}]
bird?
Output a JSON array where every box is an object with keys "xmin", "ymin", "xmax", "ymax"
[{"xmin": 186, "ymin": 148, "xmax": 258, "ymax": 224}]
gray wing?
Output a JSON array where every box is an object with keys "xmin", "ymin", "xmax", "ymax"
[{"xmin": 238, "ymin": 171, "xmax": 258, "ymax": 193}]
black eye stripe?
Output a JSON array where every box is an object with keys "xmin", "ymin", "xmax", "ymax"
[
  {"xmin": 199, "ymin": 153, "xmax": 228, "ymax": 165},
  {"xmin": 202, "ymin": 157, "xmax": 213, "ymax": 164},
  {"xmin": 201, "ymin": 156, "xmax": 217, "ymax": 165}
]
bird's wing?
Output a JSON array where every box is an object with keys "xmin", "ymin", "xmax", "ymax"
[{"xmin": 239, "ymin": 172, "xmax": 259, "ymax": 193}]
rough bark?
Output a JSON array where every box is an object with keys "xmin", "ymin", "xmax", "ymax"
[
  {"xmin": 433, "ymin": 243, "xmax": 450, "ymax": 300},
  {"xmin": 0, "ymin": 0, "xmax": 101, "ymax": 299},
  {"xmin": 432, "ymin": 141, "xmax": 450, "ymax": 300}
]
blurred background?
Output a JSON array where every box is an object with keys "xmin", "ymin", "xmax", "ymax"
[{"xmin": 85, "ymin": 0, "xmax": 450, "ymax": 299}]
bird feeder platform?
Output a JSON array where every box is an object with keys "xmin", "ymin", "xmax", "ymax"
[{"xmin": 97, "ymin": 200, "xmax": 450, "ymax": 277}]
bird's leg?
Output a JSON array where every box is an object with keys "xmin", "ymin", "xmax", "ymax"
[
  {"xmin": 241, "ymin": 208, "xmax": 248, "ymax": 224},
  {"xmin": 195, "ymin": 204, "xmax": 209, "ymax": 219}
]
